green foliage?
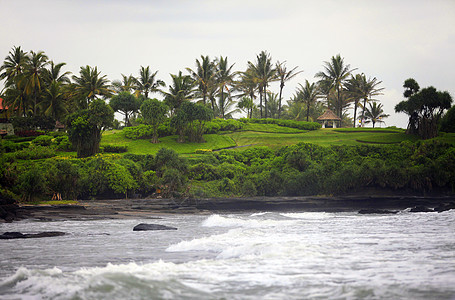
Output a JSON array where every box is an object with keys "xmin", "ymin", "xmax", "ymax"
[
  {"xmin": 109, "ymin": 92, "xmax": 140, "ymax": 127},
  {"xmin": 440, "ymin": 105, "xmax": 455, "ymax": 133},
  {"xmin": 11, "ymin": 116, "xmax": 56, "ymax": 131},
  {"xmin": 140, "ymin": 98, "xmax": 168, "ymax": 143},
  {"xmin": 42, "ymin": 159, "xmax": 81, "ymax": 200},
  {"xmin": 204, "ymin": 119, "xmax": 245, "ymax": 133},
  {"xmin": 67, "ymin": 99, "xmax": 114, "ymax": 157},
  {"xmin": 32, "ymin": 135, "xmax": 53, "ymax": 146},
  {"xmin": 18, "ymin": 165, "xmax": 46, "ymax": 201},
  {"xmin": 1, "ymin": 140, "xmax": 29, "ymax": 152},
  {"xmin": 14, "ymin": 144, "xmax": 56, "ymax": 160},
  {"xmin": 189, "ymin": 163, "xmax": 220, "ymax": 181}
]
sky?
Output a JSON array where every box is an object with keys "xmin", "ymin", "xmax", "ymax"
[{"xmin": 1, "ymin": 0, "xmax": 454, "ymax": 128}]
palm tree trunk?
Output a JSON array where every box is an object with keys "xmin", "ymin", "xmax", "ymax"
[
  {"xmin": 278, "ymin": 84, "xmax": 283, "ymax": 119},
  {"xmin": 264, "ymin": 89, "xmax": 268, "ymax": 118},
  {"xmin": 306, "ymin": 100, "xmax": 310, "ymax": 122},
  {"xmin": 353, "ymin": 101, "xmax": 358, "ymax": 128},
  {"xmin": 259, "ymin": 89, "xmax": 263, "ymax": 118},
  {"xmin": 362, "ymin": 97, "xmax": 367, "ymax": 127}
]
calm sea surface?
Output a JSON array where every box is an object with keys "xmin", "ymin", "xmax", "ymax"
[{"xmin": 0, "ymin": 210, "xmax": 454, "ymax": 299}]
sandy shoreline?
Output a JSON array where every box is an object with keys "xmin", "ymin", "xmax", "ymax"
[{"xmin": 14, "ymin": 194, "xmax": 455, "ymax": 222}]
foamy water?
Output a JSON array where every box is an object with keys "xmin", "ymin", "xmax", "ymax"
[{"xmin": 1, "ymin": 211, "xmax": 454, "ymax": 299}]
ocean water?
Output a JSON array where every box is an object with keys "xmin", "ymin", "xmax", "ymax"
[{"xmin": 0, "ymin": 210, "xmax": 454, "ymax": 299}]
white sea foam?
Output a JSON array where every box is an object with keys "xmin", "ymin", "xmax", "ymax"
[{"xmin": 201, "ymin": 214, "xmax": 296, "ymax": 228}]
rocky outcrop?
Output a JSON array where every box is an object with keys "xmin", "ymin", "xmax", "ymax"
[
  {"xmin": 410, "ymin": 206, "xmax": 434, "ymax": 213},
  {"xmin": 0, "ymin": 231, "xmax": 66, "ymax": 239},
  {"xmin": 0, "ymin": 195, "xmax": 21, "ymax": 223},
  {"xmin": 133, "ymin": 223, "xmax": 177, "ymax": 231},
  {"xmin": 358, "ymin": 209, "xmax": 398, "ymax": 214},
  {"xmin": 434, "ymin": 202, "xmax": 455, "ymax": 213}
]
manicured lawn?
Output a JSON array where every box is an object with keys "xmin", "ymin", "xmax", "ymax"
[
  {"xmin": 101, "ymin": 126, "xmax": 455, "ymax": 155},
  {"xmin": 101, "ymin": 130, "xmax": 236, "ymax": 154}
]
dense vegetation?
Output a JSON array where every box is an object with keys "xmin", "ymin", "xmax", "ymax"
[{"xmin": 1, "ymin": 45, "xmax": 454, "ymax": 203}]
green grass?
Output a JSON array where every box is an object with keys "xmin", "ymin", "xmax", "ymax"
[
  {"xmin": 101, "ymin": 130, "xmax": 236, "ymax": 155},
  {"xmin": 100, "ymin": 126, "xmax": 455, "ymax": 155},
  {"xmin": 240, "ymin": 123, "xmax": 307, "ymax": 133}
]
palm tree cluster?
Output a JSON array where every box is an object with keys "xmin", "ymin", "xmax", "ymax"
[{"xmin": 1, "ymin": 46, "xmax": 388, "ymax": 129}]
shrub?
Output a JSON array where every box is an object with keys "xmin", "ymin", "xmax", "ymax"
[
  {"xmin": 240, "ymin": 118, "xmax": 320, "ymax": 131},
  {"xmin": 195, "ymin": 149, "xmax": 212, "ymax": 154},
  {"xmin": 14, "ymin": 145, "xmax": 56, "ymax": 160},
  {"xmin": 189, "ymin": 163, "xmax": 220, "ymax": 181},
  {"xmin": 15, "ymin": 130, "xmax": 45, "ymax": 137},
  {"xmin": 32, "ymin": 135, "xmax": 53, "ymax": 146},
  {"xmin": 17, "ymin": 165, "xmax": 46, "ymax": 201},
  {"xmin": 123, "ymin": 124, "xmax": 153, "ymax": 139},
  {"xmin": 440, "ymin": 105, "xmax": 455, "ymax": 133},
  {"xmin": 1, "ymin": 140, "xmax": 29, "ymax": 153}
]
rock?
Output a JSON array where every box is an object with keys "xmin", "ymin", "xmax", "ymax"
[
  {"xmin": 358, "ymin": 209, "xmax": 398, "ymax": 214},
  {"xmin": 133, "ymin": 223, "xmax": 177, "ymax": 231},
  {"xmin": 434, "ymin": 202, "xmax": 455, "ymax": 213},
  {"xmin": 0, "ymin": 231, "xmax": 66, "ymax": 239},
  {"xmin": 410, "ymin": 205, "xmax": 434, "ymax": 213}
]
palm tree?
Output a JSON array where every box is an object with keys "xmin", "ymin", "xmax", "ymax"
[
  {"xmin": 345, "ymin": 74, "xmax": 384, "ymax": 127},
  {"xmin": 247, "ymin": 51, "xmax": 276, "ymax": 118},
  {"xmin": 237, "ymin": 96, "xmax": 255, "ymax": 119},
  {"xmin": 234, "ymin": 67, "xmax": 258, "ymax": 102},
  {"xmin": 364, "ymin": 102, "xmax": 389, "ymax": 128},
  {"xmin": 112, "ymin": 74, "xmax": 136, "ymax": 93},
  {"xmin": 0, "ymin": 46, "xmax": 28, "ymax": 88},
  {"xmin": 186, "ymin": 55, "xmax": 217, "ymax": 108},
  {"xmin": 43, "ymin": 61, "xmax": 71, "ymax": 85},
  {"xmin": 215, "ymin": 56, "xmax": 236, "ymax": 118},
  {"xmin": 276, "ymin": 61, "xmax": 302, "ymax": 118},
  {"xmin": 296, "ymin": 80, "xmax": 321, "ymax": 122},
  {"xmin": 40, "ymin": 81, "xmax": 68, "ymax": 121},
  {"xmin": 135, "ymin": 66, "xmax": 165, "ymax": 99},
  {"xmin": 315, "ymin": 54, "xmax": 355, "ymax": 123},
  {"xmin": 71, "ymin": 65, "xmax": 112, "ymax": 108},
  {"xmin": 265, "ymin": 92, "xmax": 280, "ymax": 119},
  {"xmin": 22, "ymin": 50, "xmax": 49, "ymax": 115},
  {"xmin": 162, "ymin": 71, "xmax": 195, "ymax": 116}
]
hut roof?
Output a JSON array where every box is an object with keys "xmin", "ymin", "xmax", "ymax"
[{"xmin": 317, "ymin": 109, "xmax": 341, "ymax": 121}]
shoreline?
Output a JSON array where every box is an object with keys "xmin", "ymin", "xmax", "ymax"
[{"xmin": 11, "ymin": 194, "xmax": 455, "ymax": 222}]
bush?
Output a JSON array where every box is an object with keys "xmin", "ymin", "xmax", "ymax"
[
  {"xmin": 15, "ymin": 130, "xmax": 45, "ymax": 137},
  {"xmin": 1, "ymin": 140, "xmax": 29, "ymax": 153},
  {"xmin": 17, "ymin": 165, "xmax": 46, "ymax": 201},
  {"xmin": 440, "ymin": 105, "xmax": 455, "ymax": 133},
  {"xmin": 32, "ymin": 135, "xmax": 53, "ymax": 146},
  {"xmin": 14, "ymin": 145, "xmax": 56, "ymax": 160},
  {"xmin": 102, "ymin": 145, "xmax": 128, "ymax": 153}
]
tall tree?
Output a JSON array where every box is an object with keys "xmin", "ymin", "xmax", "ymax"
[
  {"xmin": 140, "ymin": 98, "xmax": 168, "ymax": 143},
  {"xmin": 40, "ymin": 80, "xmax": 68, "ymax": 121},
  {"xmin": 23, "ymin": 50, "xmax": 49, "ymax": 115},
  {"xmin": 237, "ymin": 96, "xmax": 255, "ymax": 119},
  {"xmin": 162, "ymin": 71, "xmax": 195, "ymax": 116},
  {"xmin": 112, "ymin": 74, "xmax": 136, "ymax": 93},
  {"xmin": 345, "ymin": 74, "xmax": 383, "ymax": 127},
  {"xmin": 296, "ymin": 80, "xmax": 321, "ymax": 122},
  {"xmin": 276, "ymin": 61, "xmax": 302, "ymax": 118},
  {"xmin": 71, "ymin": 65, "xmax": 112, "ymax": 108},
  {"xmin": 186, "ymin": 55, "xmax": 217, "ymax": 108},
  {"xmin": 315, "ymin": 54, "xmax": 355, "ymax": 123},
  {"xmin": 364, "ymin": 102, "xmax": 389, "ymax": 128},
  {"xmin": 43, "ymin": 61, "xmax": 71, "ymax": 85},
  {"xmin": 0, "ymin": 46, "xmax": 27, "ymax": 87},
  {"xmin": 215, "ymin": 56, "xmax": 236, "ymax": 118},
  {"xmin": 247, "ymin": 51, "xmax": 276, "ymax": 118},
  {"xmin": 134, "ymin": 66, "xmax": 165, "ymax": 99},
  {"xmin": 109, "ymin": 92, "xmax": 140, "ymax": 127},
  {"xmin": 395, "ymin": 83, "xmax": 452, "ymax": 139}
]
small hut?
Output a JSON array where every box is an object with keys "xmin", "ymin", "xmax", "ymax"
[{"xmin": 317, "ymin": 109, "xmax": 341, "ymax": 128}]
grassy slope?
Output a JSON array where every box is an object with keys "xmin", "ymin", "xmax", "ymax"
[{"xmin": 101, "ymin": 126, "xmax": 455, "ymax": 155}]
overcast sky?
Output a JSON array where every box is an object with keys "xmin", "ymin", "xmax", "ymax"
[{"xmin": 1, "ymin": 0, "xmax": 454, "ymax": 128}]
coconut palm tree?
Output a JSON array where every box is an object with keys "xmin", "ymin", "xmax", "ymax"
[
  {"xmin": 40, "ymin": 81, "xmax": 68, "ymax": 121},
  {"xmin": 22, "ymin": 50, "xmax": 49, "ymax": 115},
  {"xmin": 0, "ymin": 46, "xmax": 28, "ymax": 87},
  {"xmin": 134, "ymin": 66, "xmax": 165, "ymax": 99},
  {"xmin": 247, "ymin": 51, "xmax": 276, "ymax": 118},
  {"xmin": 364, "ymin": 102, "xmax": 389, "ymax": 128},
  {"xmin": 276, "ymin": 61, "xmax": 302, "ymax": 118},
  {"xmin": 112, "ymin": 74, "xmax": 136, "ymax": 94},
  {"xmin": 71, "ymin": 65, "xmax": 112, "ymax": 108},
  {"xmin": 43, "ymin": 61, "xmax": 71, "ymax": 85},
  {"xmin": 186, "ymin": 55, "xmax": 217, "ymax": 108},
  {"xmin": 237, "ymin": 96, "xmax": 255, "ymax": 119},
  {"xmin": 315, "ymin": 54, "xmax": 355, "ymax": 122},
  {"xmin": 162, "ymin": 71, "xmax": 195, "ymax": 116},
  {"xmin": 234, "ymin": 67, "xmax": 258, "ymax": 102},
  {"xmin": 296, "ymin": 80, "xmax": 321, "ymax": 122},
  {"xmin": 215, "ymin": 56, "xmax": 236, "ymax": 118}
]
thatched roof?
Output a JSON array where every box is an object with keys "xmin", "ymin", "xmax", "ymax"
[{"xmin": 317, "ymin": 109, "xmax": 341, "ymax": 121}]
